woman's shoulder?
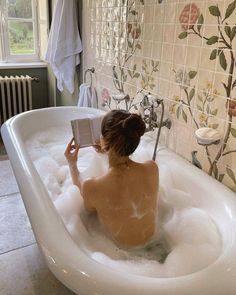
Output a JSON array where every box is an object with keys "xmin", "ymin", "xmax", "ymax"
[
  {"xmin": 143, "ymin": 160, "xmax": 158, "ymax": 170},
  {"xmin": 82, "ymin": 176, "xmax": 105, "ymax": 206},
  {"xmin": 82, "ymin": 176, "xmax": 107, "ymax": 212},
  {"xmin": 82, "ymin": 173, "xmax": 110, "ymax": 194},
  {"xmin": 83, "ymin": 174, "xmax": 105, "ymax": 189},
  {"xmin": 142, "ymin": 160, "xmax": 159, "ymax": 179}
]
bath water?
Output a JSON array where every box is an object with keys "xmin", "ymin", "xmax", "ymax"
[{"xmin": 26, "ymin": 127, "xmax": 221, "ymax": 278}]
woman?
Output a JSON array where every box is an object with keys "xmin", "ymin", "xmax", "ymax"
[{"xmin": 65, "ymin": 110, "xmax": 159, "ymax": 248}]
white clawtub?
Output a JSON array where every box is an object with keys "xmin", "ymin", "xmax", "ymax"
[{"xmin": 1, "ymin": 106, "xmax": 236, "ymax": 295}]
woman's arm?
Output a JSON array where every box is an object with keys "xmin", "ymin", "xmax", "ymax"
[
  {"xmin": 64, "ymin": 138, "xmax": 82, "ymax": 191},
  {"xmin": 64, "ymin": 138, "xmax": 100, "ymax": 213}
]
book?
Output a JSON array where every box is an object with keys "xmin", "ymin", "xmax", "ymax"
[{"xmin": 71, "ymin": 115, "xmax": 104, "ymax": 147}]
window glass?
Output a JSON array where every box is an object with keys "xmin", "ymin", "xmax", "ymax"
[
  {"xmin": 8, "ymin": 21, "xmax": 34, "ymax": 54},
  {"xmin": 7, "ymin": 0, "xmax": 32, "ymax": 19},
  {"xmin": 0, "ymin": 0, "xmax": 49, "ymax": 62}
]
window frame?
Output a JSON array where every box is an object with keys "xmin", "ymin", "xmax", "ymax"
[{"xmin": 0, "ymin": 0, "xmax": 40, "ymax": 62}]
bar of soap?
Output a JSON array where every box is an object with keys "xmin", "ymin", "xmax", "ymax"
[
  {"xmin": 195, "ymin": 127, "xmax": 221, "ymax": 145},
  {"xmin": 112, "ymin": 93, "xmax": 126, "ymax": 101}
]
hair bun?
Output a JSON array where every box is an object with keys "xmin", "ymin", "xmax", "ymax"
[
  {"xmin": 101, "ymin": 109, "xmax": 146, "ymax": 156},
  {"xmin": 122, "ymin": 113, "xmax": 145, "ymax": 137}
]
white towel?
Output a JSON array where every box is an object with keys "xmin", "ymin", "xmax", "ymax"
[
  {"xmin": 78, "ymin": 83, "xmax": 98, "ymax": 108},
  {"xmin": 45, "ymin": 0, "xmax": 82, "ymax": 94}
]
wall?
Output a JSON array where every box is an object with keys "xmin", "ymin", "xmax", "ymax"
[
  {"xmin": 82, "ymin": 0, "xmax": 236, "ymax": 192},
  {"xmin": 0, "ymin": 67, "xmax": 49, "ymax": 109}
]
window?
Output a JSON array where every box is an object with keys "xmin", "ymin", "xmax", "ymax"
[{"xmin": 0, "ymin": 0, "xmax": 48, "ymax": 62}]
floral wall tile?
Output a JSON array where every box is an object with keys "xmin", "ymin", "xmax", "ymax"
[
  {"xmin": 154, "ymin": 4, "xmax": 165, "ymax": 24},
  {"xmin": 82, "ymin": 0, "xmax": 236, "ymax": 192}
]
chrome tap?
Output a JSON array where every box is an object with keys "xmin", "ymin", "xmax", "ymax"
[{"xmin": 140, "ymin": 93, "xmax": 171, "ymax": 161}]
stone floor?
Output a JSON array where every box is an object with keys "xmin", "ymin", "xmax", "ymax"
[
  {"xmin": 0, "ymin": 137, "xmax": 8, "ymax": 161},
  {"xmin": 0, "ymin": 152, "xmax": 75, "ymax": 294}
]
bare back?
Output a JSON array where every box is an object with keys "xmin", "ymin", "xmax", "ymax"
[{"xmin": 82, "ymin": 160, "xmax": 159, "ymax": 247}]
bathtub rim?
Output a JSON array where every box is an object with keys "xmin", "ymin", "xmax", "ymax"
[{"xmin": 1, "ymin": 106, "xmax": 236, "ymax": 295}]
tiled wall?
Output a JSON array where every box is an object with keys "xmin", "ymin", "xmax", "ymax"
[{"xmin": 82, "ymin": 0, "xmax": 236, "ymax": 192}]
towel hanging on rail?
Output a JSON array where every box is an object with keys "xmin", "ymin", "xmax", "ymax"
[
  {"xmin": 78, "ymin": 83, "xmax": 98, "ymax": 108},
  {"xmin": 78, "ymin": 68, "xmax": 98, "ymax": 108},
  {"xmin": 45, "ymin": 0, "xmax": 82, "ymax": 94}
]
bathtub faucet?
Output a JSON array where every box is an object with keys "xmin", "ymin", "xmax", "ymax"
[
  {"xmin": 139, "ymin": 93, "xmax": 171, "ymax": 161},
  {"xmin": 140, "ymin": 94, "xmax": 171, "ymax": 131}
]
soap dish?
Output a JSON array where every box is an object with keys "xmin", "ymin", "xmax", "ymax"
[{"xmin": 195, "ymin": 127, "xmax": 221, "ymax": 146}]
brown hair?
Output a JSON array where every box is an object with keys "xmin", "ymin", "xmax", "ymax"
[{"xmin": 101, "ymin": 110, "xmax": 146, "ymax": 156}]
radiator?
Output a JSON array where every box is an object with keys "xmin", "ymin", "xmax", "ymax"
[{"xmin": 0, "ymin": 75, "xmax": 36, "ymax": 126}]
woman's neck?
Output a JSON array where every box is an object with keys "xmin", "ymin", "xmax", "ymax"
[{"xmin": 108, "ymin": 151, "xmax": 131, "ymax": 168}]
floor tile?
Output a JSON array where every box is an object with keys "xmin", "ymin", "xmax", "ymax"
[
  {"xmin": 0, "ymin": 244, "xmax": 75, "ymax": 295},
  {"xmin": 0, "ymin": 137, "xmax": 7, "ymax": 157},
  {"xmin": 0, "ymin": 194, "xmax": 35, "ymax": 254},
  {"xmin": 0, "ymin": 160, "xmax": 19, "ymax": 197}
]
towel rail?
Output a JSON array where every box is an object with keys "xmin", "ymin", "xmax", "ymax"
[{"xmin": 84, "ymin": 67, "xmax": 95, "ymax": 87}]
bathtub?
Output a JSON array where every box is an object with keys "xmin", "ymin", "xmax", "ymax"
[{"xmin": 1, "ymin": 106, "xmax": 236, "ymax": 295}]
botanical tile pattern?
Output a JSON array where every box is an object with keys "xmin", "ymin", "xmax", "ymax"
[{"xmin": 83, "ymin": 0, "xmax": 236, "ymax": 192}]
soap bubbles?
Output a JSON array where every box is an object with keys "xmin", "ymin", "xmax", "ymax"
[{"xmin": 26, "ymin": 127, "xmax": 221, "ymax": 278}]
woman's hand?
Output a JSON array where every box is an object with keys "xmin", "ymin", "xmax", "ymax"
[
  {"xmin": 64, "ymin": 138, "xmax": 80, "ymax": 166},
  {"xmin": 93, "ymin": 140, "xmax": 106, "ymax": 154},
  {"xmin": 64, "ymin": 138, "xmax": 81, "ymax": 190}
]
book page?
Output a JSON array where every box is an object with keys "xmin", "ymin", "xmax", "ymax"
[
  {"xmin": 90, "ymin": 116, "xmax": 103, "ymax": 143},
  {"xmin": 71, "ymin": 118, "xmax": 93, "ymax": 147},
  {"xmin": 71, "ymin": 115, "xmax": 104, "ymax": 147}
]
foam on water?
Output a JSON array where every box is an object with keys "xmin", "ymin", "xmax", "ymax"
[{"xmin": 26, "ymin": 127, "xmax": 221, "ymax": 278}]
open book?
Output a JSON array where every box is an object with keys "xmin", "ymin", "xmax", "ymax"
[{"xmin": 71, "ymin": 115, "xmax": 104, "ymax": 147}]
